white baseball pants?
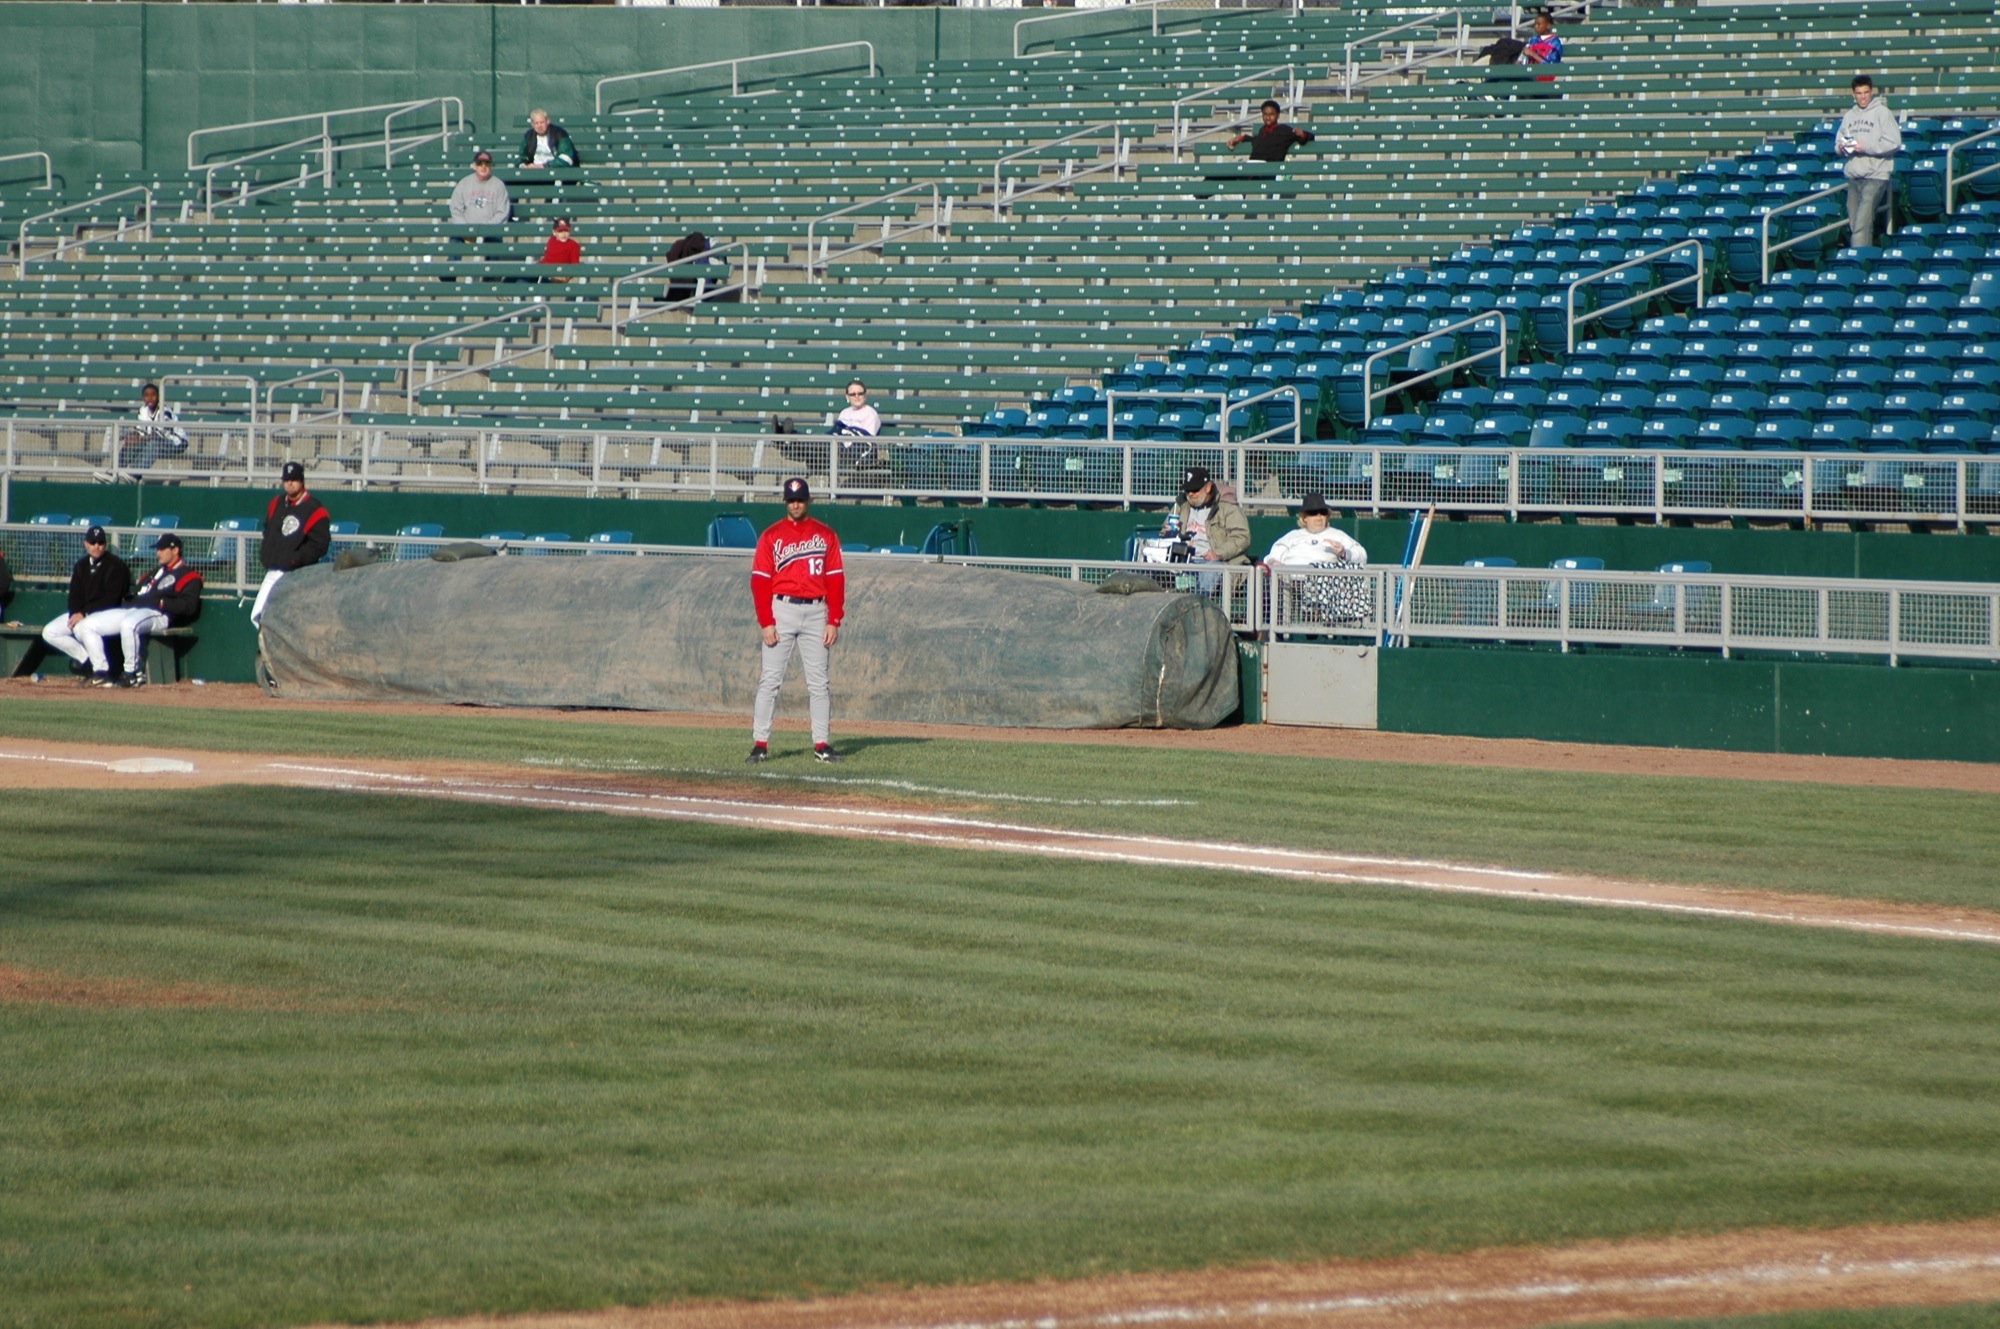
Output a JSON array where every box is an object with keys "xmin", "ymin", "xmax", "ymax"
[
  {"xmin": 41, "ymin": 614, "xmax": 91, "ymax": 665},
  {"xmin": 752, "ymin": 597, "xmax": 832, "ymax": 746},
  {"xmin": 250, "ymin": 569, "xmax": 286, "ymax": 627},
  {"xmin": 76, "ymin": 607, "xmax": 168, "ymax": 676}
]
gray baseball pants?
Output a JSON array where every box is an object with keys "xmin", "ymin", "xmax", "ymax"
[
  {"xmin": 1847, "ymin": 175, "xmax": 1889, "ymax": 249},
  {"xmin": 752, "ymin": 597, "xmax": 832, "ymax": 745}
]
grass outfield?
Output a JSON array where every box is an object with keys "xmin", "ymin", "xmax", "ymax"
[
  {"xmin": 4, "ymin": 787, "xmax": 2000, "ymax": 1328},
  {"xmin": 1585, "ymin": 1306, "xmax": 2000, "ymax": 1328},
  {"xmin": 2, "ymin": 700, "xmax": 1999, "ymax": 909}
]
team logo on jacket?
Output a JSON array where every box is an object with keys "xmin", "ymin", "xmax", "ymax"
[
  {"xmin": 773, "ymin": 534, "xmax": 830, "ymax": 570},
  {"xmin": 282, "ymin": 515, "xmax": 301, "ymax": 537}
]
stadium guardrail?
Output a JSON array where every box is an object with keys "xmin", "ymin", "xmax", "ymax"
[
  {"xmin": 1013, "ymin": 0, "xmax": 1299, "ymax": 62},
  {"xmin": 1945, "ymin": 121, "xmax": 2000, "ymax": 209},
  {"xmin": 16, "ymin": 186, "xmax": 152, "ymax": 279},
  {"xmin": 596, "ymin": 44, "xmax": 877, "ymax": 116},
  {"xmin": 7, "ymin": 524, "xmax": 1992, "ymax": 669},
  {"xmin": 3, "ymin": 422, "xmax": 1996, "ymax": 530},
  {"xmin": 1169, "ymin": 65, "xmax": 1304, "ymax": 162},
  {"xmin": 1564, "ymin": 240, "xmax": 1706, "ymax": 354}
]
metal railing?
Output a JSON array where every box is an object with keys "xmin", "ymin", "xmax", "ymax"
[
  {"xmin": 0, "ymin": 151, "xmax": 54, "ymax": 192},
  {"xmin": 6, "ymin": 422, "xmax": 1999, "ymax": 530},
  {"xmin": 1100, "ymin": 387, "xmax": 1302, "ymax": 449},
  {"xmin": 1945, "ymin": 122, "xmax": 2000, "ymax": 209},
  {"xmin": 992, "ymin": 123, "xmax": 1126, "ymax": 214},
  {"xmin": 187, "ymin": 98, "xmax": 464, "ymax": 213},
  {"xmin": 1341, "ymin": 10, "xmax": 1469, "ymax": 102},
  {"xmin": 406, "ymin": 304, "xmax": 553, "ymax": 413},
  {"xmin": 16, "ymin": 186, "xmax": 151, "ymax": 278},
  {"xmin": 608, "ymin": 243, "xmax": 758, "ymax": 343},
  {"xmin": 596, "ymin": 43, "xmax": 876, "ymax": 116},
  {"xmin": 156, "ymin": 375, "xmax": 259, "ymax": 470},
  {"xmin": 1760, "ymin": 180, "xmax": 1889, "ymax": 282},
  {"xmin": 1266, "ymin": 563, "xmax": 2000, "ymax": 666},
  {"xmin": 8, "ymin": 522, "xmax": 1991, "ymax": 670},
  {"xmin": 1565, "ymin": 240, "xmax": 1705, "ymax": 354},
  {"xmin": 805, "ymin": 184, "xmax": 947, "ymax": 282},
  {"xmin": 1360, "ymin": 310, "xmax": 1507, "ymax": 427},
  {"xmin": 1014, "ymin": 0, "xmax": 1294, "ymax": 62},
  {"xmin": 263, "ymin": 368, "xmax": 348, "ymax": 427},
  {"xmin": 1170, "ymin": 65, "xmax": 1302, "ymax": 162}
]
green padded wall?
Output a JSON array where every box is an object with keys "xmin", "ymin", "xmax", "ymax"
[
  {"xmin": 1380, "ymin": 647, "xmax": 2000, "ymax": 763},
  {"xmin": 0, "ymin": 3, "xmax": 1020, "ymax": 186}
]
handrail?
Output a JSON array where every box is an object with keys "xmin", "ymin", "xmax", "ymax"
[
  {"xmin": 406, "ymin": 304, "xmax": 553, "ymax": 414},
  {"xmin": 1360, "ymin": 310, "xmax": 1507, "ymax": 427},
  {"xmin": 1342, "ymin": 10, "xmax": 1467, "ymax": 102},
  {"xmin": 16, "ymin": 186, "xmax": 151, "ymax": 279},
  {"xmin": 1565, "ymin": 240, "xmax": 1705, "ymax": 354},
  {"xmin": 1013, "ymin": 0, "xmax": 1298, "ymax": 62},
  {"xmin": 203, "ymin": 133, "xmax": 327, "ymax": 215},
  {"xmin": 1171, "ymin": 65, "xmax": 1301, "ymax": 163},
  {"xmin": 1759, "ymin": 180, "xmax": 1887, "ymax": 282},
  {"xmin": 383, "ymin": 98, "xmax": 466, "ymax": 171},
  {"xmin": 263, "ymin": 368, "xmax": 347, "ymax": 427},
  {"xmin": 806, "ymin": 184, "xmax": 945, "ymax": 282},
  {"xmin": 0, "ymin": 151, "xmax": 53, "ymax": 192},
  {"xmin": 1945, "ymin": 122, "xmax": 2000, "ymax": 210},
  {"xmin": 992, "ymin": 122, "xmax": 1125, "ymax": 215},
  {"xmin": 155, "ymin": 373, "xmax": 258, "ymax": 482},
  {"xmin": 595, "ymin": 42, "xmax": 876, "ymax": 116},
  {"xmin": 609, "ymin": 242, "xmax": 755, "ymax": 343},
  {"xmin": 1223, "ymin": 385, "xmax": 1304, "ymax": 448},
  {"xmin": 187, "ymin": 97, "xmax": 464, "ymax": 172}
]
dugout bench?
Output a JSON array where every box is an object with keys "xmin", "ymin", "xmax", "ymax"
[{"xmin": 0, "ymin": 624, "xmax": 199, "ymax": 684}]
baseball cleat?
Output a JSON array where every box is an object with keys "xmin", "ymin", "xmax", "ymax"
[
  {"xmin": 118, "ymin": 672, "xmax": 146, "ymax": 689},
  {"xmin": 86, "ymin": 672, "xmax": 116, "ymax": 688},
  {"xmin": 745, "ymin": 744, "xmax": 769, "ymax": 764},
  {"xmin": 813, "ymin": 744, "xmax": 843, "ymax": 764}
]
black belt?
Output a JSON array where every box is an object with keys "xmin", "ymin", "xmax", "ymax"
[{"xmin": 777, "ymin": 595, "xmax": 824, "ymax": 605}]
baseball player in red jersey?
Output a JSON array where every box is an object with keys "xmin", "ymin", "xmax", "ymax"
[{"xmin": 748, "ymin": 477, "xmax": 846, "ymax": 764}]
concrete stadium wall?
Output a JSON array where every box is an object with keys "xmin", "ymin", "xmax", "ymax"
[
  {"xmin": 0, "ymin": 3, "xmax": 1020, "ymax": 188},
  {"xmin": 1380, "ymin": 646, "xmax": 2000, "ymax": 763}
]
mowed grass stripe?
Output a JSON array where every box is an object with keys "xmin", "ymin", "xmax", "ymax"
[
  {"xmin": 1588, "ymin": 1304, "xmax": 2000, "ymax": 1328},
  {"xmin": 3, "ymin": 700, "xmax": 1998, "ymax": 910},
  {"xmin": 4, "ymin": 789, "xmax": 2000, "ymax": 1329}
]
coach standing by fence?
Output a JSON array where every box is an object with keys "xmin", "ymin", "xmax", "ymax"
[
  {"xmin": 747, "ymin": 478, "xmax": 846, "ymax": 765},
  {"xmin": 252, "ymin": 461, "xmax": 332, "ymax": 629}
]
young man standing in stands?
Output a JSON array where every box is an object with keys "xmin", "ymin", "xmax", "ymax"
[
  {"xmin": 747, "ymin": 478, "xmax": 846, "ymax": 765},
  {"xmin": 251, "ymin": 461, "xmax": 332, "ymax": 629},
  {"xmin": 41, "ymin": 525, "xmax": 130, "ymax": 682},
  {"xmin": 75, "ymin": 533, "xmax": 202, "ymax": 689},
  {"xmin": 1228, "ymin": 101, "xmax": 1315, "ymax": 162},
  {"xmin": 1837, "ymin": 75, "xmax": 1902, "ymax": 248},
  {"xmin": 518, "ymin": 109, "xmax": 580, "ymax": 170}
]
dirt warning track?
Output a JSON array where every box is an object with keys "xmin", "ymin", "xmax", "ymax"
[
  {"xmin": 5, "ymin": 738, "xmax": 1998, "ymax": 948},
  {"xmin": 304, "ymin": 1220, "xmax": 2000, "ymax": 1329}
]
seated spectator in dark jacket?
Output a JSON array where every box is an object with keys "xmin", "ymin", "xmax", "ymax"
[
  {"xmin": 1229, "ymin": 101, "xmax": 1315, "ymax": 162},
  {"xmin": 42, "ymin": 525, "xmax": 132, "ymax": 680},
  {"xmin": 518, "ymin": 109, "xmax": 581, "ymax": 169},
  {"xmin": 75, "ymin": 533, "xmax": 202, "ymax": 688}
]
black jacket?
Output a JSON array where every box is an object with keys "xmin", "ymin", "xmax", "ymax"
[
  {"xmin": 67, "ymin": 550, "xmax": 132, "ymax": 616},
  {"xmin": 130, "ymin": 560, "xmax": 203, "ymax": 627},
  {"xmin": 519, "ymin": 123, "xmax": 581, "ymax": 168},
  {"xmin": 261, "ymin": 491, "xmax": 332, "ymax": 573},
  {"xmin": 0, "ymin": 551, "xmax": 11, "ymax": 609}
]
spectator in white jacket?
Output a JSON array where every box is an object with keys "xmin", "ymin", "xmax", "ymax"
[{"xmin": 1265, "ymin": 493, "xmax": 1367, "ymax": 567}]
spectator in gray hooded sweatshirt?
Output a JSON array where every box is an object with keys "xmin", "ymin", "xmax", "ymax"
[{"xmin": 1836, "ymin": 75, "xmax": 1902, "ymax": 249}]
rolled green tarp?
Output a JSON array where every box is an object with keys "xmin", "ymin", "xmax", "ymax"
[{"xmin": 260, "ymin": 554, "xmax": 1239, "ymax": 729}]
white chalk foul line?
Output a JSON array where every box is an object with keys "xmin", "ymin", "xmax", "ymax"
[
  {"xmin": 519, "ymin": 757, "xmax": 1196, "ymax": 808},
  {"xmin": 293, "ymin": 768, "xmax": 2000, "ymax": 947},
  {"xmin": 854, "ymin": 1251, "xmax": 2000, "ymax": 1329}
]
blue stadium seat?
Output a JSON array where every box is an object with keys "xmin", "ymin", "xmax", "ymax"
[{"xmin": 706, "ymin": 515, "xmax": 756, "ymax": 549}]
